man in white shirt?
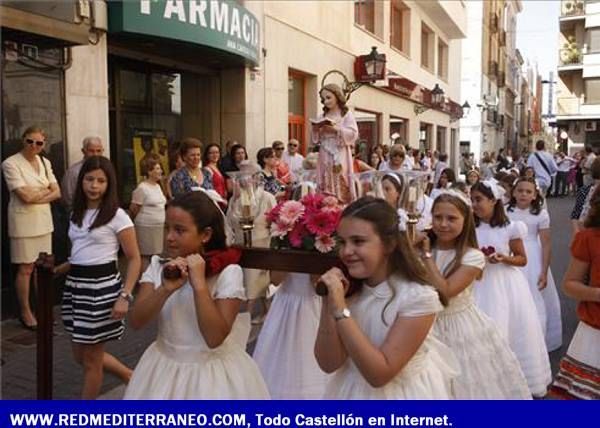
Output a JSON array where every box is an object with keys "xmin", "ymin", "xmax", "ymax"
[
  {"xmin": 282, "ymin": 139, "xmax": 305, "ymax": 182},
  {"xmin": 554, "ymin": 152, "xmax": 574, "ymax": 197},
  {"xmin": 582, "ymin": 146, "xmax": 597, "ymax": 186},
  {"xmin": 433, "ymin": 153, "xmax": 449, "ymax": 186},
  {"xmin": 527, "ymin": 140, "xmax": 558, "ymax": 197},
  {"xmin": 61, "ymin": 136, "xmax": 104, "ymax": 211}
]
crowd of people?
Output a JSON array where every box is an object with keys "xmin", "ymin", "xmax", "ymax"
[{"xmin": 2, "ymin": 124, "xmax": 599, "ymax": 401}]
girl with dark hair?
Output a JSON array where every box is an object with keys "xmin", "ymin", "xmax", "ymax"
[
  {"xmin": 257, "ymin": 147, "xmax": 286, "ymax": 198},
  {"xmin": 430, "ymin": 168, "xmax": 456, "ymax": 200},
  {"xmin": 470, "ymin": 181, "xmax": 551, "ymax": 397},
  {"xmin": 417, "ymin": 192, "xmax": 530, "ymax": 399},
  {"xmin": 507, "ymin": 177, "xmax": 562, "ymax": 351},
  {"xmin": 63, "ymin": 156, "xmax": 140, "ymax": 398},
  {"xmin": 381, "ymin": 172, "xmax": 433, "ymax": 231},
  {"xmin": 314, "ymin": 197, "xmax": 458, "ymax": 399},
  {"xmin": 551, "ymin": 192, "xmax": 600, "ymax": 399},
  {"xmin": 125, "ymin": 191, "xmax": 269, "ymax": 399},
  {"xmin": 223, "ymin": 144, "xmax": 249, "ymax": 194}
]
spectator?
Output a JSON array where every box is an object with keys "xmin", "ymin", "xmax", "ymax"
[
  {"xmin": 433, "ymin": 153, "xmax": 449, "ymax": 185},
  {"xmin": 582, "ymin": 146, "xmax": 597, "ymax": 186},
  {"xmin": 527, "ymin": 140, "xmax": 558, "ymax": 197},
  {"xmin": 170, "ymin": 138, "xmax": 211, "ymax": 198},
  {"xmin": 217, "ymin": 140, "xmax": 236, "ymax": 175},
  {"xmin": 271, "ymin": 140, "xmax": 291, "ymax": 185},
  {"xmin": 203, "ymin": 144, "xmax": 227, "ymax": 200},
  {"xmin": 61, "ymin": 136, "xmax": 104, "ymax": 212},
  {"xmin": 555, "ymin": 152, "xmax": 576, "ymax": 197},
  {"xmin": 282, "ymin": 139, "xmax": 305, "ymax": 181},
  {"xmin": 257, "ymin": 147, "xmax": 286, "ymax": 198},
  {"xmin": 571, "ymin": 157, "xmax": 600, "ymax": 232}
]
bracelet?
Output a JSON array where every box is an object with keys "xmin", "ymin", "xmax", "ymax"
[{"xmin": 119, "ymin": 291, "xmax": 134, "ymax": 303}]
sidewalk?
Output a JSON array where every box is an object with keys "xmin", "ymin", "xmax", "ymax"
[{"xmin": 1, "ymin": 306, "xmax": 157, "ymax": 399}]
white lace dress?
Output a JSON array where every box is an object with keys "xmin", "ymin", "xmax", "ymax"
[
  {"xmin": 507, "ymin": 207, "xmax": 563, "ymax": 351},
  {"xmin": 432, "ymin": 248, "xmax": 531, "ymax": 399},
  {"xmin": 324, "ymin": 277, "xmax": 459, "ymax": 399},
  {"xmin": 124, "ymin": 256, "xmax": 270, "ymax": 399},
  {"xmin": 473, "ymin": 222, "xmax": 552, "ymax": 396},
  {"xmin": 253, "ymin": 273, "xmax": 329, "ymax": 399}
]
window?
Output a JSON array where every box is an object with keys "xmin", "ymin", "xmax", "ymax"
[
  {"xmin": 390, "ymin": 116, "xmax": 408, "ymax": 146},
  {"xmin": 589, "ymin": 28, "xmax": 600, "ymax": 53},
  {"xmin": 585, "ymin": 78, "xmax": 600, "ymax": 104},
  {"xmin": 390, "ymin": 0, "xmax": 410, "ymax": 55},
  {"xmin": 421, "ymin": 23, "xmax": 434, "ymax": 71},
  {"xmin": 354, "ymin": 0, "xmax": 375, "ymax": 34},
  {"xmin": 437, "ymin": 39, "xmax": 449, "ymax": 80},
  {"xmin": 355, "ymin": 109, "xmax": 380, "ymax": 154}
]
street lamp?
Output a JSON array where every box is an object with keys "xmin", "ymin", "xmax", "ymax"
[
  {"xmin": 414, "ymin": 83, "xmax": 445, "ymax": 115},
  {"xmin": 321, "ymin": 46, "xmax": 387, "ymax": 100},
  {"xmin": 449, "ymin": 101, "xmax": 471, "ymax": 123}
]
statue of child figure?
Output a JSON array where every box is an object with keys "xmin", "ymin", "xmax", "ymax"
[{"xmin": 311, "ymin": 83, "xmax": 358, "ymax": 203}]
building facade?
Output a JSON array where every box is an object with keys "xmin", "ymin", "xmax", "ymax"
[
  {"xmin": 556, "ymin": 0, "xmax": 600, "ymax": 154},
  {"xmin": 460, "ymin": 0, "xmax": 522, "ymax": 160}
]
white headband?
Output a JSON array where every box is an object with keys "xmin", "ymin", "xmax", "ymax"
[
  {"xmin": 433, "ymin": 189, "xmax": 471, "ymax": 206},
  {"xmin": 480, "ymin": 179, "xmax": 505, "ymax": 201}
]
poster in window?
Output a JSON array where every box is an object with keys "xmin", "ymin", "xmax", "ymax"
[{"xmin": 132, "ymin": 129, "xmax": 170, "ymax": 184}]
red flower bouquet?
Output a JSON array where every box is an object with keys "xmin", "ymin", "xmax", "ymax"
[
  {"xmin": 266, "ymin": 194, "xmax": 343, "ymax": 253},
  {"xmin": 481, "ymin": 246, "xmax": 496, "ymax": 257}
]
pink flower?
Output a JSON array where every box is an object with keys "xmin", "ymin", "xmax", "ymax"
[
  {"xmin": 279, "ymin": 200, "xmax": 305, "ymax": 226},
  {"xmin": 288, "ymin": 222, "xmax": 308, "ymax": 248},
  {"xmin": 315, "ymin": 234, "xmax": 336, "ymax": 253},
  {"xmin": 305, "ymin": 210, "xmax": 338, "ymax": 236},
  {"xmin": 321, "ymin": 196, "xmax": 341, "ymax": 212},
  {"xmin": 301, "ymin": 193, "xmax": 325, "ymax": 212},
  {"xmin": 270, "ymin": 221, "xmax": 290, "ymax": 238}
]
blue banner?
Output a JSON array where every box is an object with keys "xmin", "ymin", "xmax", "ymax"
[{"xmin": 0, "ymin": 401, "xmax": 594, "ymax": 428}]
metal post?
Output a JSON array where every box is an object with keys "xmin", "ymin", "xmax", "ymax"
[{"xmin": 35, "ymin": 252, "xmax": 55, "ymax": 399}]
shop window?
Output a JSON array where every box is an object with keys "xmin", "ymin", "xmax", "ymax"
[
  {"xmin": 354, "ymin": 0, "xmax": 375, "ymax": 34},
  {"xmin": 585, "ymin": 78, "xmax": 600, "ymax": 104},
  {"xmin": 390, "ymin": 0, "xmax": 410, "ymax": 55},
  {"xmin": 419, "ymin": 122, "xmax": 432, "ymax": 151},
  {"xmin": 355, "ymin": 109, "xmax": 380, "ymax": 159},
  {"xmin": 288, "ymin": 71, "xmax": 306, "ymax": 153},
  {"xmin": 389, "ymin": 116, "xmax": 408, "ymax": 146},
  {"xmin": 437, "ymin": 39, "xmax": 449, "ymax": 81},
  {"xmin": 436, "ymin": 125, "xmax": 447, "ymax": 153},
  {"xmin": 421, "ymin": 23, "xmax": 435, "ymax": 72}
]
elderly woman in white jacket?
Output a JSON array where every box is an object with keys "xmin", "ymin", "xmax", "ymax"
[{"xmin": 2, "ymin": 126, "xmax": 61, "ymax": 330}]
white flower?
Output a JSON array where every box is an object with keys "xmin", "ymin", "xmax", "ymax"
[{"xmin": 397, "ymin": 208, "xmax": 409, "ymax": 232}]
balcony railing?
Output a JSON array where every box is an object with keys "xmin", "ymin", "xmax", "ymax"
[
  {"xmin": 559, "ymin": 47, "xmax": 583, "ymax": 66},
  {"xmin": 561, "ymin": 0, "xmax": 585, "ymax": 17},
  {"xmin": 558, "ymin": 97, "xmax": 586, "ymax": 115}
]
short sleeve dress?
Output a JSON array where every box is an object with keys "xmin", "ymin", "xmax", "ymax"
[
  {"xmin": 432, "ymin": 248, "xmax": 530, "ymax": 399},
  {"xmin": 124, "ymin": 256, "xmax": 269, "ymax": 399},
  {"xmin": 324, "ymin": 276, "xmax": 459, "ymax": 399}
]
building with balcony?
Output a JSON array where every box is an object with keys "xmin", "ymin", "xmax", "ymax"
[
  {"xmin": 460, "ymin": 0, "xmax": 523, "ymax": 160},
  {"xmin": 259, "ymin": 0, "xmax": 467, "ymax": 167},
  {"xmin": 557, "ymin": 0, "xmax": 600, "ymax": 154}
]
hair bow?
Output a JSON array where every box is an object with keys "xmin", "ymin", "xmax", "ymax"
[{"xmin": 481, "ymin": 179, "xmax": 505, "ymax": 201}]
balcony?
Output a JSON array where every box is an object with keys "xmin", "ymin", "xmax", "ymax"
[
  {"xmin": 557, "ymin": 97, "xmax": 600, "ymax": 119},
  {"xmin": 560, "ymin": 0, "xmax": 585, "ymax": 18},
  {"xmin": 558, "ymin": 46, "xmax": 584, "ymax": 72}
]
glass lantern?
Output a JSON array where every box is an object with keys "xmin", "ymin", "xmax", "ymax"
[
  {"xmin": 227, "ymin": 170, "xmax": 262, "ymax": 247},
  {"xmin": 397, "ymin": 170, "xmax": 430, "ymax": 242}
]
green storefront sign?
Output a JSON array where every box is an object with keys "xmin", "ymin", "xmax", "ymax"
[{"xmin": 109, "ymin": 0, "xmax": 260, "ymax": 64}]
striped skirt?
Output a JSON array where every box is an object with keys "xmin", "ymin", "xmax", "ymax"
[
  {"xmin": 62, "ymin": 261, "xmax": 125, "ymax": 345},
  {"xmin": 550, "ymin": 321, "xmax": 600, "ymax": 400}
]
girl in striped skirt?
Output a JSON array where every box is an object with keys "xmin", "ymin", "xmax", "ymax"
[{"xmin": 62, "ymin": 156, "xmax": 141, "ymax": 399}]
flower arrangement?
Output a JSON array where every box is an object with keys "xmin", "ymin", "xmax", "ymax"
[
  {"xmin": 481, "ymin": 246, "xmax": 496, "ymax": 257},
  {"xmin": 265, "ymin": 193, "xmax": 343, "ymax": 253}
]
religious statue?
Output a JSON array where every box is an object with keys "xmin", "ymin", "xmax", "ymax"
[{"xmin": 311, "ymin": 83, "xmax": 358, "ymax": 203}]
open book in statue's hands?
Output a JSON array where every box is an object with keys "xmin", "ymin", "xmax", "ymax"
[{"xmin": 310, "ymin": 117, "xmax": 335, "ymax": 127}]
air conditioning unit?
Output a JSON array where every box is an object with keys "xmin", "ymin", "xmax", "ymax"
[{"xmin": 584, "ymin": 121, "xmax": 597, "ymax": 131}]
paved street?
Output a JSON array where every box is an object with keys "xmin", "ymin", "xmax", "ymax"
[{"xmin": 0, "ymin": 195, "xmax": 580, "ymax": 398}]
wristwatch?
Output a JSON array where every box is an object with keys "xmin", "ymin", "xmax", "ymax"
[
  {"xmin": 333, "ymin": 307, "xmax": 351, "ymax": 321},
  {"xmin": 119, "ymin": 291, "xmax": 134, "ymax": 303}
]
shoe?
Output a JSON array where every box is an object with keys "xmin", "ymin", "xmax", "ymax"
[{"xmin": 18, "ymin": 316, "xmax": 37, "ymax": 332}]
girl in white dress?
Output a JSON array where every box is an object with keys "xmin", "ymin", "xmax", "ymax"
[
  {"xmin": 470, "ymin": 181, "xmax": 552, "ymax": 397},
  {"xmin": 124, "ymin": 191, "xmax": 269, "ymax": 399},
  {"xmin": 506, "ymin": 177, "xmax": 562, "ymax": 351},
  {"xmin": 381, "ymin": 172, "xmax": 433, "ymax": 231},
  {"xmin": 315, "ymin": 197, "xmax": 458, "ymax": 399},
  {"xmin": 416, "ymin": 191, "xmax": 530, "ymax": 399}
]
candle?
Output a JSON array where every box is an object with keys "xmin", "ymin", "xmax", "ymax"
[
  {"xmin": 240, "ymin": 188, "xmax": 251, "ymax": 206},
  {"xmin": 408, "ymin": 187, "xmax": 417, "ymax": 203},
  {"xmin": 301, "ymin": 183, "xmax": 308, "ymax": 197},
  {"xmin": 241, "ymin": 204, "xmax": 251, "ymax": 218}
]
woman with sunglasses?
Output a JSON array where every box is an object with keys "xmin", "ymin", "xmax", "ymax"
[{"xmin": 1, "ymin": 126, "xmax": 61, "ymax": 330}]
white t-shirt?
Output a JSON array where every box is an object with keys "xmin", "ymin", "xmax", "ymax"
[
  {"xmin": 69, "ymin": 208, "xmax": 133, "ymax": 265},
  {"xmin": 282, "ymin": 152, "xmax": 305, "ymax": 179},
  {"xmin": 131, "ymin": 181, "xmax": 166, "ymax": 227}
]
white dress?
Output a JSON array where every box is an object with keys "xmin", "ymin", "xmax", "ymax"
[
  {"xmin": 473, "ymin": 222, "xmax": 552, "ymax": 396},
  {"xmin": 124, "ymin": 256, "xmax": 270, "ymax": 399},
  {"xmin": 507, "ymin": 207, "xmax": 563, "ymax": 351},
  {"xmin": 432, "ymin": 248, "xmax": 531, "ymax": 399},
  {"xmin": 253, "ymin": 273, "xmax": 329, "ymax": 399},
  {"xmin": 324, "ymin": 276, "xmax": 459, "ymax": 399}
]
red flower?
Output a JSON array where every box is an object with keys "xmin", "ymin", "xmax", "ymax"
[
  {"xmin": 305, "ymin": 210, "xmax": 338, "ymax": 236},
  {"xmin": 301, "ymin": 193, "xmax": 325, "ymax": 212},
  {"xmin": 204, "ymin": 248, "xmax": 242, "ymax": 277},
  {"xmin": 265, "ymin": 201, "xmax": 284, "ymax": 224},
  {"xmin": 480, "ymin": 246, "xmax": 496, "ymax": 257},
  {"xmin": 289, "ymin": 222, "xmax": 308, "ymax": 248}
]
